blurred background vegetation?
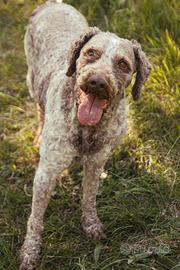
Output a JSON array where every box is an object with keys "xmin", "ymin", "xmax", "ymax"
[{"xmin": 0, "ymin": 0, "xmax": 179, "ymax": 269}]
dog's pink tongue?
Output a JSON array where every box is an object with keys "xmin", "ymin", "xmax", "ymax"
[{"xmin": 78, "ymin": 92, "xmax": 107, "ymax": 126}]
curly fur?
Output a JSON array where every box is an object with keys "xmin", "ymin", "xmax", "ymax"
[{"xmin": 20, "ymin": 1, "xmax": 150, "ymax": 269}]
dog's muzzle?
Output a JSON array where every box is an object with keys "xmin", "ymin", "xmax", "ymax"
[
  {"xmin": 81, "ymin": 74, "xmax": 112, "ymax": 100},
  {"xmin": 77, "ymin": 74, "xmax": 113, "ymax": 126}
]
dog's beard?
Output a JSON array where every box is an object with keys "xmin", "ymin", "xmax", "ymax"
[{"xmin": 77, "ymin": 90, "xmax": 108, "ymax": 126}]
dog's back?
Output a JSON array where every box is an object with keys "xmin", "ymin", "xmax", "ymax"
[{"xmin": 24, "ymin": 0, "xmax": 88, "ymax": 109}]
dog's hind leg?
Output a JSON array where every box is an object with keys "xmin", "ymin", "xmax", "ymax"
[{"xmin": 34, "ymin": 104, "xmax": 44, "ymax": 147}]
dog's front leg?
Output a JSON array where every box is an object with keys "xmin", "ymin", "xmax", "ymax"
[
  {"xmin": 81, "ymin": 147, "xmax": 111, "ymax": 240},
  {"xmin": 20, "ymin": 161, "xmax": 58, "ymax": 270}
]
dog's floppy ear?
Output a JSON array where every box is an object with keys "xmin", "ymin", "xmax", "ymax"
[
  {"xmin": 131, "ymin": 40, "xmax": 151, "ymax": 101},
  {"xmin": 66, "ymin": 27, "xmax": 100, "ymax": 77}
]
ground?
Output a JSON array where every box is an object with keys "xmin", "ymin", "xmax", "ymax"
[{"xmin": 0, "ymin": 0, "xmax": 179, "ymax": 269}]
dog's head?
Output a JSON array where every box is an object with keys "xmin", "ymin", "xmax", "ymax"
[{"xmin": 66, "ymin": 27, "xmax": 151, "ymax": 126}]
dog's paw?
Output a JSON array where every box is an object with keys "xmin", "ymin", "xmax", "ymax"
[
  {"xmin": 20, "ymin": 235, "xmax": 41, "ymax": 270},
  {"xmin": 81, "ymin": 215, "xmax": 106, "ymax": 240},
  {"xmin": 19, "ymin": 255, "xmax": 34, "ymax": 270}
]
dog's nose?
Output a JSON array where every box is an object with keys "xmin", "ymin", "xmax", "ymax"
[{"xmin": 87, "ymin": 75, "xmax": 108, "ymax": 91}]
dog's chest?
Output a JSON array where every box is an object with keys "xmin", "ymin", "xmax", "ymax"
[
  {"xmin": 70, "ymin": 113, "xmax": 127, "ymax": 155},
  {"xmin": 71, "ymin": 126, "xmax": 107, "ymax": 155}
]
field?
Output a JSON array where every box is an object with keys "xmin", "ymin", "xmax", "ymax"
[{"xmin": 0, "ymin": 0, "xmax": 179, "ymax": 269}]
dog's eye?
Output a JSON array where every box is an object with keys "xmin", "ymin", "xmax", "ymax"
[
  {"xmin": 118, "ymin": 60, "xmax": 130, "ymax": 72},
  {"xmin": 85, "ymin": 49, "xmax": 100, "ymax": 60},
  {"xmin": 87, "ymin": 49, "xmax": 95, "ymax": 57}
]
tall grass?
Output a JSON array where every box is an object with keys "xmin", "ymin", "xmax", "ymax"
[{"xmin": 0, "ymin": 0, "xmax": 179, "ymax": 269}]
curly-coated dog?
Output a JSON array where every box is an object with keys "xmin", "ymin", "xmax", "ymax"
[{"xmin": 20, "ymin": 0, "xmax": 151, "ymax": 269}]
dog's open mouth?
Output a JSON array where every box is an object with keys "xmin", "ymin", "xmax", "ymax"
[{"xmin": 77, "ymin": 90, "xmax": 108, "ymax": 126}]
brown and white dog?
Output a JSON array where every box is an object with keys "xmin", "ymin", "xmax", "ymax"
[{"xmin": 20, "ymin": 0, "xmax": 150, "ymax": 269}]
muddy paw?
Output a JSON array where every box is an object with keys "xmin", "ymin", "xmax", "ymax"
[
  {"xmin": 20, "ymin": 236, "xmax": 41, "ymax": 270},
  {"xmin": 19, "ymin": 255, "xmax": 34, "ymax": 270},
  {"xmin": 81, "ymin": 215, "xmax": 106, "ymax": 240}
]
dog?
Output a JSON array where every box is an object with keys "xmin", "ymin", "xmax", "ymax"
[{"xmin": 20, "ymin": 0, "xmax": 151, "ymax": 269}]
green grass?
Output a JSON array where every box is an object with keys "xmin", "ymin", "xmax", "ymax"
[{"xmin": 0, "ymin": 0, "xmax": 179, "ymax": 269}]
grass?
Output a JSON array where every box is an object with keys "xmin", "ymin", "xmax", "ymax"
[{"xmin": 0, "ymin": 0, "xmax": 179, "ymax": 269}]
